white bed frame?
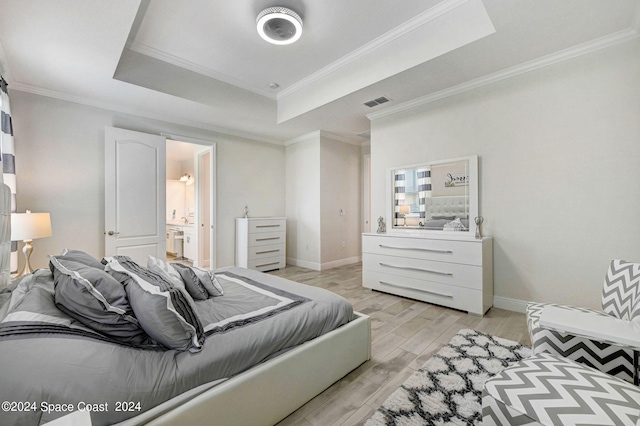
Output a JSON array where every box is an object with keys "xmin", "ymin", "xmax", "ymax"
[
  {"xmin": 147, "ymin": 312, "xmax": 370, "ymax": 425},
  {"xmin": 0, "ymin": 183, "xmax": 371, "ymax": 426}
]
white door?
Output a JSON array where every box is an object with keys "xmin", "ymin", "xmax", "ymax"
[
  {"xmin": 196, "ymin": 145, "xmax": 215, "ymax": 269},
  {"xmin": 105, "ymin": 126, "xmax": 166, "ymax": 264}
]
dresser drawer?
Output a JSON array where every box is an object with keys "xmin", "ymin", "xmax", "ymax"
[
  {"xmin": 248, "ymin": 231, "xmax": 285, "ymax": 247},
  {"xmin": 248, "ymin": 257, "xmax": 286, "ymax": 272},
  {"xmin": 248, "ymin": 219, "xmax": 286, "ymax": 234},
  {"xmin": 248, "ymin": 243, "xmax": 285, "ymax": 261},
  {"xmin": 363, "ymin": 253, "xmax": 483, "ymax": 290},
  {"xmin": 363, "ymin": 234, "xmax": 483, "ymax": 266},
  {"xmin": 363, "ymin": 270, "xmax": 486, "ymax": 315}
]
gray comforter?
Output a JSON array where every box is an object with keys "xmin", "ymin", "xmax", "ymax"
[{"xmin": 0, "ymin": 267, "xmax": 354, "ymax": 425}]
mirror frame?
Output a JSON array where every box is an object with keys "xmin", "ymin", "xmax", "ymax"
[{"xmin": 386, "ymin": 154, "xmax": 479, "ymax": 237}]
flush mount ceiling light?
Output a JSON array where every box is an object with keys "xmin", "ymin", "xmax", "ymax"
[{"xmin": 256, "ymin": 6, "xmax": 303, "ymax": 45}]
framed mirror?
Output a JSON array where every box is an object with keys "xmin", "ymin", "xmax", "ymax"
[{"xmin": 387, "ymin": 155, "xmax": 479, "ymax": 235}]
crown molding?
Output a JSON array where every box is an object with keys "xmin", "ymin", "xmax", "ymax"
[
  {"xmin": 278, "ymin": 0, "xmax": 470, "ymax": 101},
  {"xmin": 8, "ymin": 82, "xmax": 284, "ymax": 145},
  {"xmin": 128, "ymin": 41, "xmax": 277, "ymax": 100},
  {"xmin": 319, "ymin": 130, "xmax": 366, "ymax": 147},
  {"xmin": 367, "ymin": 28, "xmax": 639, "ymax": 121},
  {"xmin": 284, "ymin": 130, "xmax": 320, "ymax": 146},
  {"xmin": 284, "ymin": 130, "xmax": 366, "ymax": 147}
]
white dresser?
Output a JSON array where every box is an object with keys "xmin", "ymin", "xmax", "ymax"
[
  {"xmin": 362, "ymin": 233, "xmax": 493, "ymax": 315},
  {"xmin": 236, "ymin": 217, "xmax": 286, "ymax": 271}
]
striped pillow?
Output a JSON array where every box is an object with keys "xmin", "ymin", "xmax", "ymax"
[
  {"xmin": 49, "ymin": 257, "xmax": 148, "ymax": 345},
  {"xmin": 172, "ymin": 263, "xmax": 224, "ymax": 298},
  {"xmin": 191, "ymin": 266, "xmax": 224, "ymax": 297},
  {"xmin": 104, "ymin": 256, "xmax": 204, "ymax": 352},
  {"xmin": 171, "ymin": 263, "xmax": 209, "ymax": 300}
]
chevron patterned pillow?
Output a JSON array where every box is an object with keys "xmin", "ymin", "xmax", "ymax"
[
  {"xmin": 483, "ymin": 353, "xmax": 640, "ymax": 425},
  {"xmin": 601, "ymin": 259, "xmax": 640, "ymax": 321}
]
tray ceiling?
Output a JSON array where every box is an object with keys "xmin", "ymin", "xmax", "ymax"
[{"xmin": 0, "ymin": 0, "xmax": 638, "ymax": 144}]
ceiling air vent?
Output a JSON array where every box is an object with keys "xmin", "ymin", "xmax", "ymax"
[{"xmin": 363, "ymin": 96, "xmax": 391, "ymax": 108}]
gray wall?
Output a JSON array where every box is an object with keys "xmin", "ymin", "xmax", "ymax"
[
  {"xmin": 285, "ymin": 136, "xmax": 321, "ymax": 268},
  {"xmin": 370, "ymin": 39, "xmax": 640, "ymax": 310},
  {"xmin": 319, "ymin": 135, "xmax": 361, "ymax": 267},
  {"xmin": 285, "ymin": 132, "xmax": 362, "ymax": 270},
  {"xmin": 10, "ymin": 91, "xmax": 286, "ymax": 269}
]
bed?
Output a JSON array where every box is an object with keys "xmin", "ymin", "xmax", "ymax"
[
  {"xmin": 0, "ymin": 184, "xmax": 371, "ymax": 426},
  {"xmin": 402, "ymin": 195, "xmax": 470, "ymax": 230}
]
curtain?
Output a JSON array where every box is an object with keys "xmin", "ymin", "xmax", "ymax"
[
  {"xmin": 0, "ymin": 76, "xmax": 18, "ymax": 272},
  {"xmin": 417, "ymin": 167, "xmax": 431, "ymax": 219},
  {"xmin": 393, "ymin": 171, "xmax": 405, "ymax": 226}
]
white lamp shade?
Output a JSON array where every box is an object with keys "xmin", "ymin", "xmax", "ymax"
[
  {"xmin": 399, "ymin": 205, "xmax": 410, "ymax": 215},
  {"xmin": 11, "ymin": 212, "xmax": 52, "ymax": 241}
]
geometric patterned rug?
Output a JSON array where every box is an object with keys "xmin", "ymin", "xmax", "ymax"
[{"xmin": 365, "ymin": 329, "xmax": 531, "ymax": 425}]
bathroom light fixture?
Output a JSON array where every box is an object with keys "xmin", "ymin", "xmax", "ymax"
[
  {"xmin": 180, "ymin": 174, "xmax": 193, "ymax": 185},
  {"xmin": 256, "ymin": 6, "xmax": 303, "ymax": 45}
]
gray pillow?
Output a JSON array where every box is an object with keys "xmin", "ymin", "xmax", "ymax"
[
  {"xmin": 172, "ymin": 263, "xmax": 209, "ymax": 300},
  {"xmin": 191, "ymin": 266, "xmax": 224, "ymax": 297},
  {"xmin": 51, "ymin": 248, "xmax": 105, "ymax": 270},
  {"xmin": 431, "ymin": 215, "xmax": 456, "ymax": 220},
  {"xmin": 147, "ymin": 255, "xmax": 184, "ymax": 289},
  {"xmin": 422, "ymin": 219, "xmax": 450, "ymax": 229},
  {"xmin": 49, "ymin": 257, "xmax": 148, "ymax": 345},
  {"xmin": 104, "ymin": 256, "xmax": 204, "ymax": 352}
]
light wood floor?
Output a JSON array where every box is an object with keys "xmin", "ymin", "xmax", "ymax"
[{"xmin": 269, "ymin": 262, "xmax": 530, "ymax": 426}]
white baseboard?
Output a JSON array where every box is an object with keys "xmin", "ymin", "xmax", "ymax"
[
  {"xmin": 286, "ymin": 258, "xmax": 321, "ymax": 271},
  {"xmin": 320, "ymin": 256, "xmax": 361, "ymax": 270},
  {"xmin": 287, "ymin": 256, "xmax": 361, "ymax": 271},
  {"xmin": 493, "ymin": 296, "xmax": 528, "ymax": 313}
]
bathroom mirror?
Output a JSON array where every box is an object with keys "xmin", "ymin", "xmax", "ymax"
[{"xmin": 388, "ymin": 155, "xmax": 478, "ymax": 234}]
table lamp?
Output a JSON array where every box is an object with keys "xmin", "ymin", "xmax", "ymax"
[
  {"xmin": 11, "ymin": 210, "xmax": 52, "ymax": 277},
  {"xmin": 399, "ymin": 205, "xmax": 410, "ymax": 226}
]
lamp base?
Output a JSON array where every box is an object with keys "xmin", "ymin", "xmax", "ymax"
[{"xmin": 15, "ymin": 239, "xmax": 34, "ymax": 278}]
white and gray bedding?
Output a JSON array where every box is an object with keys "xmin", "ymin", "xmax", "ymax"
[
  {"xmin": 0, "ymin": 256, "xmax": 354, "ymax": 425},
  {"xmin": 420, "ymin": 217, "xmax": 469, "ymax": 230}
]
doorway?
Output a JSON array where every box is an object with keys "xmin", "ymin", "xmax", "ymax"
[{"xmin": 166, "ymin": 138, "xmax": 216, "ymax": 269}]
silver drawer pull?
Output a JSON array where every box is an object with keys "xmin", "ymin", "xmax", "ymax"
[
  {"xmin": 379, "ymin": 281, "xmax": 453, "ymax": 298},
  {"xmin": 379, "ymin": 262, "xmax": 453, "ymax": 276},
  {"xmin": 256, "ymin": 249, "xmax": 280, "ymax": 255},
  {"xmin": 256, "ymin": 261, "xmax": 280, "ymax": 268},
  {"xmin": 378, "ymin": 244, "xmax": 452, "ymax": 254},
  {"xmin": 256, "ymin": 237, "xmax": 280, "ymax": 241},
  {"xmin": 256, "ymin": 224, "xmax": 281, "ymax": 228}
]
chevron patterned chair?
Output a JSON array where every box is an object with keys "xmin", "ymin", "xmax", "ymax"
[
  {"xmin": 482, "ymin": 260, "xmax": 640, "ymax": 425},
  {"xmin": 526, "ymin": 259, "xmax": 640, "ymax": 383},
  {"xmin": 482, "ymin": 352, "xmax": 640, "ymax": 425}
]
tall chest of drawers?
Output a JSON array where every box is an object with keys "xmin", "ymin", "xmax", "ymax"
[
  {"xmin": 362, "ymin": 233, "xmax": 493, "ymax": 315},
  {"xmin": 236, "ymin": 217, "xmax": 286, "ymax": 271}
]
